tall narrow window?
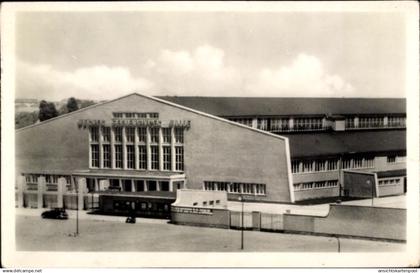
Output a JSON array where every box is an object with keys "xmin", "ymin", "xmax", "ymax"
[
  {"xmin": 175, "ymin": 146, "xmax": 184, "ymax": 171},
  {"xmin": 126, "ymin": 145, "xmax": 135, "ymax": 169},
  {"xmin": 114, "ymin": 127, "xmax": 123, "ymax": 143},
  {"xmin": 138, "ymin": 146, "xmax": 147, "ymax": 169},
  {"xmin": 91, "ymin": 144, "xmax": 99, "ymax": 167},
  {"xmin": 102, "ymin": 127, "xmax": 111, "ymax": 142},
  {"xmin": 90, "ymin": 126, "xmax": 99, "ymax": 142},
  {"xmin": 163, "ymin": 146, "xmax": 171, "ymax": 170},
  {"xmin": 115, "ymin": 145, "xmax": 123, "ymax": 168},
  {"xmin": 174, "ymin": 128, "xmax": 184, "ymax": 143},
  {"xmin": 138, "ymin": 127, "xmax": 146, "ymax": 143},
  {"xmin": 162, "ymin": 128, "xmax": 171, "ymax": 143},
  {"xmin": 151, "ymin": 146, "xmax": 159, "ymax": 170},
  {"xmin": 150, "ymin": 128, "xmax": 159, "ymax": 143},
  {"xmin": 126, "ymin": 127, "xmax": 135, "ymax": 143},
  {"xmin": 103, "ymin": 144, "xmax": 111, "ymax": 168}
]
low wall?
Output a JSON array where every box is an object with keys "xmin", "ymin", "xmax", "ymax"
[
  {"xmin": 283, "ymin": 204, "xmax": 406, "ymax": 241},
  {"xmin": 171, "ymin": 206, "xmax": 230, "ymax": 228}
]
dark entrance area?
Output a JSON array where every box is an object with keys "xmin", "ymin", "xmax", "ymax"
[{"xmin": 123, "ymin": 180, "xmax": 132, "ymax": 192}]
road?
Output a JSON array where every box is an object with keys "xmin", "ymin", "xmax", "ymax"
[{"xmin": 16, "ymin": 214, "xmax": 405, "ymax": 252}]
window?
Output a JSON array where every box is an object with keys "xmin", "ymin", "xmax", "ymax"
[
  {"xmin": 150, "ymin": 128, "xmax": 159, "ymax": 143},
  {"xmin": 91, "ymin": 144, "xmax": 99, "ymax": 167},
  {"xmin": 255, "ymin": 184, "xmax": 266, "ymax": 195},
  {"xmin": 102, "ymin": 127, "xmax": 111, "ymax": 142},
  {"xmin": 163, "ymin": 146, "xmax": 171, "ymax": 170},
  {"xmin": 291, "ymin": 160, "xmax": 300, "ymax": 173},
  {"xmin": 113, "ymin": 112, "xmax": 123, "ymax": 118},
  {"xmin": 342, "ymin": 159, "xmax": 352, "ymax": 169},
  {"xmin": 151, "ymin": 146, "xmax": 159, "ymax": 170},
  {"xmin": 126, "ymin": 127, "xmax": 135, "ymax": 143},
  {"xmin": 314, "ymin": 160, "xmax": 325, "ymax": 172},
  {"xmin": 229, "ymin": 183, "xmax": 241, "ymax": 193},
  {"xmin": 162, "ymin": 128, "xmax": 171, "ymax": 143},
  {"xmin": 147, "ymin": 180, "xmax": 157, "ymax": 191},
  {"xmin": 125, "ymin": 113, "xmax": 135, "ymax": 118},
  {"xmin": 257, "ymin": 119, "xmax": 268, "ymax": 130},
  {"xmin": 138, "ymin": 127, "xmax": 146, "ymax": 143},
  {"xmin": 126, "ymin": 145, "xmax": 135, "ymax": 169},
  {"xmin": 314, "ymin": 181, "xmax": 326, "ymax": 188},
  {"xmin": 138, "ymin": 146, "xmax": 147, "ymax": 169},
  {"xmin": 294, "ymin": 118, "xmax": 323, "ymax": 131},
  {"xmin": 359, "ymin": 117, "xmax": 385, "ymax": 128},
  {"xmin": 175, "ymin": 146, "xmax": 184, "ymax": 171},
  {"xmin": 160, "ymin": 181, "xmax": 169, "ymax": 191},
  {"xmin": 209, "ymin": 201, "xmax": 214, "ymax": 205},
  {"xmin": 345, "ymin": 117, "xmax": 355, "ymax": 129},
  {"xmin": 353, "ymin": 157, "xmax": 363, "ymax": 169},
  {"xmin": 103, "ymin": 144, "xmax": 111, "ymax": 168},
  {"xmin": 327, "ymin": 160, "xmax": 338, "ymax": 170},
  {"xmin": 270, "ymin": 118, "xmax": 289, "ymax": 131},
  {"xmin": 302, "ymin": 182, "xmax": 313, "ymax": 189},
  {"xmin": 326, "ymin": 180, "xmax": 338, "ymax": 187},
  {"xmin": 365, "ymin": 157, "xmax": 375, "ymax": 168},
  {"xmin": 230, "ymin": 118, "xmax": 253, "ymax": 127},
  {"xmin": 193, "ymin": 202, "xmax": 198, "ymax": 206},
  {"xmin": 115, "ymin": 145, "xmax": 123, "ymax": 168},
  {"xmin": 302, "ymin": 161, "xmax": 313, "ymax": 173},
  {"xmin": 136, "ymin": 180, "xmax": 144, "ymax": 191},
  {"xmin": 137, "ymin": 113, "xmax": 147, "ymax": 118},
  {"xmin": 90, "ymin": 126, "xmax": 99, "ymax": 142},
  {"xmin": 148, "ymin": 113, "xmax": 159, "ymax": 119},
  {"xmin": 175, "ymin": 128, "xmax": 184, "ymax": 143},
  {"xmin": 114, "ymin": 127, "xmax": 123, "ymax": 142},
  {"xmin": 388, "ymin": 116, "xmax": 406, "ymax": 127}
]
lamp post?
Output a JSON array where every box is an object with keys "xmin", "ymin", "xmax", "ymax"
[{"xmin": 238, "ymin": 196, "xmax": 244, "ymax": 250}]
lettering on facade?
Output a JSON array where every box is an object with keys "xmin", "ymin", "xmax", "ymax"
[
  {"xmin": 77, "ymin": 119, "xmax": 106, "ymax": 129},
  {"xmin": 172, "ymin": 206, "xmax": 213, "ymax": 215},
  {"xmin": 78, "ymin": 118, "xmax": 191, "ymax": 129}
]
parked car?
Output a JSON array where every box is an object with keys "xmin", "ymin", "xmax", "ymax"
[{"xmin": 41, "ymin": 208, "xmax": 68, "ymax": 220}]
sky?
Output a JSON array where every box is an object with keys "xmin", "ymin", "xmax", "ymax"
[{"xmin": 15, "ymin": 10, "xmax": 407, "ymax": 100}]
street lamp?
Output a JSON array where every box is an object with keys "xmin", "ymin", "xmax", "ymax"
[{"xmin": 238, "ymin": 196, "xmax": 244, "ymax": 250}]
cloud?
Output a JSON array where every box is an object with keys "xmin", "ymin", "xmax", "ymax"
[
  {"xmin": 246, "ymin": 53, "xmax": 354, "ymax": 97},
  {"xmin": 16, "ymin": 61, "xmax": 154, "ymax": 100},
  {"xmin": 142, "ymin": 45, "xmax": 241, "ymax": 96}
]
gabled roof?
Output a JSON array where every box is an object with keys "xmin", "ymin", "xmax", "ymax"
[
  {"xmin": 157, "ymin": 96, "xmax": 406, "ymax": 116},
  {"xmin": 287, "ymin": 129, "xmax": 406, "ymax": 158}
]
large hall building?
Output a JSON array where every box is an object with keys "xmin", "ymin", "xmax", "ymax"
[{"xmin": 15, "ymin": 93, "xmax": 406, "ymax": 214}]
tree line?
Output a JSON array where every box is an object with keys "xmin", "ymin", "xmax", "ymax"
[{"xmin": 15, "ymin": 97, "xmax": 96, "ymax": 129}]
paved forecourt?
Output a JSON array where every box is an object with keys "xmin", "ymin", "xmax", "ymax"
[{"xmin": 16, "ymin": 214, "xmax": 405, "ymax": 252}]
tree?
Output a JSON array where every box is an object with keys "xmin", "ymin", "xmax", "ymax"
[
  {"xmin": 38, "ymin": 100, "xmax": 58, "ymax": 122},
  {"xmin": 66, "ymin": 97, "xmax": 79, "ymax": 113},
  {"xmin": 15, "ymin": 111, "xmax": 39, "ymax": 129}
]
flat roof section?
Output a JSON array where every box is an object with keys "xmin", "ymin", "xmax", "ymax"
[
  {"xmin": 287, "ymin": 129, "xmax": 406, "ymax": 158},
  {"xmin": 158, "ymin": 97, "xmax": 406, "ymax": 116},
  {"xmin": 376, "ymin": 169, "xmax": 406, "ymax": 179},
  {"xmin": 99, "ymin": 191, "xmax": 176, "ymax": 199}
]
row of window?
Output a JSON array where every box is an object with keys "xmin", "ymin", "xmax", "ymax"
[
  {"xmin": 291, "ymin": 157, "xmax": 375, "ymax": 174},
  {"xmin": 112, "ymin": 112, "xmax": 159, "ymax": 119},
  {"xmin": 109, "ymin": 179, "xmax": 175, "ymax": 192},
  {"xmin": 293, "ymin": 180, "xmax": 338, "ymax": 191},
  {"xmin": 203, "ymin": 181, "xmax": 266, "ymax": 195},
  {"xmin": 387, "ymin": 155, "xmax": 406, "ymax": 164},
  {"xmin": 345, "ymin": 116, "xmax": 406, "ymax": 129},
  {"xmin": 91, "ymin": 144, "xmax": 184, "ymax": 171},
  {"xmin": 90, "ymin": 126, "xmax": 184, "ymax": 144},
  {"xmin": 229, "ymin": 116, "xmax": 406, "ymax": 132},
  {"xmin": 24, "ymin": 175, "xmax": 71, "ymax": 185},
  {"xmin": 378, "ymin": 178, "xmax": 401, "ymax": 186}
]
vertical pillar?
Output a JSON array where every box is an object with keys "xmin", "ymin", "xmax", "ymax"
[
  {"xmin": 324, "ymin": 160, "xmax": 328, "ymax": 171},
  {"xmin": 57, "ymin": 177, "xmax": 67, "ymax": 208},
  {"xmin": 111, "ymin": 127, "xmax": 116, "ymax": 169},
  {"xmin": 77, "ymin": 177, "xmax": 87, "ymax": 210},
  {"xmin": 134, "ymin": 127, "xmax": 139, "ymax": 169},
  {"xmin": 99, "ymin": 179, "xmax": 110, "ymax": 191},
  {"xmin": 94, "ymin": 178, "xmax": 99, "ymax": 191},
  {"xmin": 289, "ymin": 118, "xmax": 294, "ymax": 131},
  {"xmin": 252, "ymin": 184, "xmax": 257, "ymax": 195},
  {"xmin": 159, "ymin": 128, "xmax": 164, "ymax": 171},
  {"xmin": 144, "ymin": 180, "xmax": 148, "ymax": 192},
  {"xmin": 146, "ymin": 127, "xmax": 151, "ymax": 170},
  {"xmin": 240, "ymin": 183, "xmax": 244, "ymax": 194},
  {"xmin": 17, "ymin": 175, "xmax": 26, "ymax": 208},
  {"xmin": 122, "ymin": 127, "xmax": 127, "ymax": 170},
  {"xmin": 299, "ymin": 161, "xmax": 303, "ymax": 173},
  {"xmin": 169, "ymin": 179, "xmax": 174, "ymax": 192},
  {"xmin": 251, "ymin": 118, "xmax": 258, "ymax": 129},
  {"xmin": 131, "ymin": 179, "xmax": 136, "ymax": 192},
  {"xmin": 171, "ymin": 127, "xmax": 176, "ymax": 171},
  {"xmin": 118, "ymin": 179, "xmax": 122, "ymax": 191},
  {"xmin": 354, "ymin": 117, "xmax": 359, "ymax": 128},
  {"xmin": 384, "ymin": 116, "xmax": 388, "ymax": 127},
  {"xmin": 99, "ymin": 126, "xmax": 104, "ymax": 169},
  {"xmin": 38, "ymin": 176, "xmax": 46, "ymax": 209},
  {"xmin": 156, "ymin": 181, "xmax": 161, "ymax": 192}
]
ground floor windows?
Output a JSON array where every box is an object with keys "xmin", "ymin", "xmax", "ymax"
[
  {"xmin": 147, "ymin": 180, "xmax": 157, "ymax": 191},
  {"xmin": 378, "ymin": 177, "xmax": 402, "ymax": 186},
  {"xmin": 292, "ymin": 156, "xmax": 375, "ymax": 174},
  {"xmin": 203, "ymin": 181, "xmax": 266, "ymax": 196},
  {"xmin": 294, "ymin": 180, "xmax": 338, "ymax": 191}
]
